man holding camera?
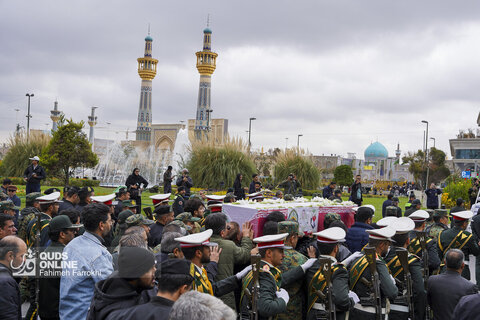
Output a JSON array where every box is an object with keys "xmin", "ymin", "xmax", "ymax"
[{"xmin": 176, "ymin": 169, "xmax": 193, "ymax": 199}]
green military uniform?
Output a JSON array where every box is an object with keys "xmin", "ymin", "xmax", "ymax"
[
  {"xmin": 408, "ymin": 230, "xmax": 441, "ymax": 273},
  {"xmin": 349, "ymin": 251, "xmax": 399, "ymax": 319},
  {"xmin": 306, "ymin": 257, "xmax": 353, "ymax": 320},
  {"xmin": 241, "ymin": 260, "xmax": 305, "ymax": 320},
  {"xmin": 427, "ymin": 222, "xmax": 448, "ymax": 239},
  {"xmin": 384, "ymin": 247, "xmax": 426, "ymax": 320},
  {"xmin": 277, "ymin": 221, "xmax": 307, "ymax": 320},
  {"xmin": 17, "ymin": 204, "xmax": 41, "ymax": 242},
  {"xmin": 438, "ymin": 226, "xmax": 480, "ymax": 279},
  {"xmin": 26, "ymin": 212, "xmax": 52, "ymax": 248}
]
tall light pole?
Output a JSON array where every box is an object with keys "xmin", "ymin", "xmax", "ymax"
[
  {"xmin": 248, "ymin": 117, "xmax": 256, "ymax": 149},
  {"xmin": 297, "ymin": 134, "xmax": 303, "ymax": 150},
  {"xmin": 422, "ymin": 120, "xmax": 429, "ymax": 189},
  {"xmin": 26, "ymin": 93, "xmax": 34, "ymax": 142},
  {"xmin": 430, "ymin": 137, "xmax": 436, "ymax": 148}
]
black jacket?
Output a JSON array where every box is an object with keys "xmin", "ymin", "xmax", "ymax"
[
  {"xmin": 0, "ymin": 262, "xmax": 21, "ymax": 320},
  {"xmin": 427, "ymin": 270, "xmax": 478, "ymax": 320},
  {"xmin": 349, "ymin": 182, "xmax": 362, "ymax": 204},
  {"xmin": 125, "ymin": 173, "xmax": 148, "ymax": 198},
  {"xmin": 58, "ymin": 199, "xmax": 78, "ymax": 214},
  {"xmin": 87, "ymin": 271, "xmax": 146, "ymax": 320},
  {"xmin": 111, "ymin": 296, "xmax": 174, "ymax": 320},
  {"xmin": 233, "ymin": 180, "xmax": 245, "ymax": 200},
  {"xmin": 149, "ymin": 222, "xmax": 165, "ymax": 248},
  {"xmin": 23, "ymin": 164, "xmax": 46, "ymax": 184},
  {"xmin": 39, "ymin": 241, "xmax": 65, "ymax": 319}
]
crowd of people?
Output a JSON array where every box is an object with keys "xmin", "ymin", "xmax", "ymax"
[{"xmin": 1, "ymin": 156, "xmax": 480, "ymax": 319}]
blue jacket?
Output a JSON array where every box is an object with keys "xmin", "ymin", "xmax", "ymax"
[
  {"xmin": 381, "ymin": 199, "xmax": 393, "ymax": 217},
  {"xmin": 322, "ymin": 186, "xmax": 333, "ymax": 199},
  {"xmin": 345, "ymin": 222, "xmax": 374, "ymax": 253},
  {"xmin": 60, "ymin": 232, "xmax": 113, "ymax": 320}
]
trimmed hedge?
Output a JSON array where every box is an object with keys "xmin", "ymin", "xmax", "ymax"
[{"xmin": 0, "ymin": 177, "xmax": 100, "ymax": 188}]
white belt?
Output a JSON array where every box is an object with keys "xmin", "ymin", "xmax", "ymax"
[
  {"xmin": 313, "ymin": 303, "xmax": 326, "ymax": 311},
  {"xmin": 354, "ymin": 304, "xmax": 388, "ymax": 314},
  {"xmin": 389, "ymin": 304, "xmax": 409, "ymax": 313}
]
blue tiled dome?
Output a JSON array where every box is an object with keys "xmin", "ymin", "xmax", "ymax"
[
  {"xmin": 203, "ymin": 28, "xmax": 212, "ymax": 34},
  {"xmin": 365, "ymin": 142, "xmax": 388, "ymax": 159},
  {"xmin": 145, "ymin": 35, "xmax": 153, "ymax": 41}
]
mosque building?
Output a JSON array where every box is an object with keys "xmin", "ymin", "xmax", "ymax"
[{"xmin": 312, "ymin": 141, "xmax": 413, "ymax": 182}]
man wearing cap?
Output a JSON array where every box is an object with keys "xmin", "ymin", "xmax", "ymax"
[
  {"xmin": 26, "ymin": 192, "xmax": 61, "ymax": 248},
  {"xmin": 175, "ymin": 212, "xmax": 201, "ymax": 233},
  {"xmin": 384, "ymin": 205, "xmax": 400, "ymax": 218},
  {"xmin": 204, "ymin": 214, "xmax": 254, "ymax": 311},
  {"xmin": 0, "ymin": 200, "xmax": 20, "ymax": 220},
  {"xmin": 60, "ymin": 203, "xmax": 114, "ymax": 320},
  {"xmin": 307, "ymin": 227, "xmax": 356, "ymax": 320},
  {"xmin": 176, "ymin": 169, "xmax": 193, "ymax": 198},
  {"xmin": 438, "ymin": 210, "xmax": 480, "ymax": 280},
  {"xmin": 426, "ymin": 209, "xmax": 449, "ymax": 239},
  {"xmin": 58, "ymin": 186, "xmax": 80, "ymax": 214},
  {"xmin": 345, "ymin": 206, "xmax": 374, "ymax": 253},
  {"xmin": 277, "ymin": 221, "xmax": 311, "ymax": 320},
  {"xmin": 404, "ymin": 199, "xmax": 421, "ymax": 217},
  {"xmin": 149, "ymin": 205, "xmax": 175, "ymax": 248},
  {"xmin": 348, "ymin": 226, "xmax": 399, "ymax": 319},
  {"xmin": 172, "ymin": 186, "xmax": 186, "ymax": 216},
  {"xmin": 125, "ymin": 214, "xmax": 154, "ymax": 241},
  {"xmin": 6, "ymin": 185, "xmax": 21, "ymax": 220},
  {"xmin": 39, "ymin": 215, "xmax": 82, "ymax": 320},
  {"xmin": 425, "ymin": 183, "xmax": 442, "ymax": 210},
  {"xmin": 111, "ymin": 210, "xmax": 136, "ymax": 249},
  {"xmin": 24, "ymin": 155, "xmax": 46, "ymax": 194},
  {"xmin": 383, "ymin": 217, "xmax": 426, "ymax": 320},
  {"xmin": 116, "ymin": 259, "xmax": 194, "ymax": 320},
  {"xmin": 87, "ymin": 246, "xmax": 156, "ymax": 320},
  {"xmin": 113, "ymin": 187, "xmax": 130, "ymax": 219},
  {"xmin": 175, "ymin": 229, "xmax": 251, "ymax": 298},
  {"xmin": 121, "ymin": 199, "xmax": 137, "ymax": 214},
  {"xmin": 391, "ymin": 197, "xmax": 402, "ymax": 217},
  {"xmin": 241, "ymin": 233, "xmax": 317, "ymax": 320},
  {"xmin": 408, "ymin": 210, "xmax": 441, "ymax": 274}
]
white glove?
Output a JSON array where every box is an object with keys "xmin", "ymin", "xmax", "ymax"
[
  {"xmin": 348, "ymin": 291, "xmax": 360, "ymax": 304},
  {"xmin": 235, "ymin": 265, "xmax": 252, "ymax": 280},
  {"xmin": 301, "ymin": 258, "xmax": 317, "ymax": 272},
  {"xmin": 390, "ymin": 275, "xmax": 396, "ymax": 285},
  {"xmin": 341, "ymin": 251, "xmax": 363, "ymax": 268},
  {"xmin": 276, "ymin": 288, "xmax": 290, "ymax": 304}
]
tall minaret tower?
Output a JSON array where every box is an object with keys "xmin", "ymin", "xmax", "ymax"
[
  {"xmin": 194, "ymin": 23, "xmax": 218, "ymax": 139},
  {"xmin": 50, "ymin": 100, "xmax": 62, "ymax": 132},
  {"xmin": 395, "ymin": 143, "xmax": 401, "ymax": 161},
  {"xmin": 136, "ymin": 28, "xmax": 158, "ymax": 142},
  {"xmin": 88, "ymin": 107, "xmax": 98, "ymax": 144}
]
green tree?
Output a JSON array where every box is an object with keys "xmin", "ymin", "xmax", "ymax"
[
  {"xmin": 0, "ymin": 132, "xmax": 51, "ymax": 177},
  {"xmin": 274, "ymin": 149, "xmax": 320, "ymax": 189},
  {"xmin": 403, "ymin": 147, "xmax": 450, "ymax": 187},
  {"xmin": 333, "ymin": 165, "xmax": 353, "ymax": 187},
  {"xmin": 41, "ymin": 119, "xmax": 98, "ymax": 186}
]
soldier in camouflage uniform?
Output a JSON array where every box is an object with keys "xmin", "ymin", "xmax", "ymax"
[
  {"xmin": 437, "ymin": 210, "xmax": 480, "ymax": 280},
  {"xmin": 277, "ymin": 221, "xmax": 309, "ymax": 320},
  {"xmin": 17, "ymin": 192, "xmax": 42, "ymax": 243},
  {"xmin": 426, "ymin": 209, "xmax": 449, "ymax": 239},
  {"xmin": 307, "ymin": 227, "xmax": 355, "ymax": 320}
]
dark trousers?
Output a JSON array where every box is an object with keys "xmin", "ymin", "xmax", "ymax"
[
  {"xmin": 26, "ymin": 183, "xmax": 41, "ymax": 194},
  {"xmin": 163, "ymin": 183, "xmax": 172, "ymax": 193}
]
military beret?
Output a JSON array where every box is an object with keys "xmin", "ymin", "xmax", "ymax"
[
  {"xmin": 168, "ymin": 220, "xmax": 192, "ymax": 231},
  {"xmin": 175, "ymin": 212, "xmax": 200, "ymax": 223},
  {"xmin": 122, "ymin": 199, "xmax": 137, "ymax": 208},
  {"xmin": 154, "ymin": 205, "xmax": 172, "ymax": 216},
  {"xmin": 278, "ymin": 221, "xmax": 299, "ymax": 235},
  {"xmin": 433, "ymin": 209, "xmax": 448, "ymax": 217}
]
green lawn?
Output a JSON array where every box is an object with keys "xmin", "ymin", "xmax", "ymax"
[{"xmin": 14, "ymin": 186, "xmax": 406, "ymax": 223}]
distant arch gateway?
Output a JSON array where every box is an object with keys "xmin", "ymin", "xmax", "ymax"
[{"xmin": 156, "ymin": 136, "xmax": 173, "ymax": 150}]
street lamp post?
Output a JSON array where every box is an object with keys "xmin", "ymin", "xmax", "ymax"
[
  {"xmin": 26, "ymin": 93, "xmax": 34, "ymax": 142},
  {"xmin": 248, "ymin": 117, "xmax": 256, "ymax": 149},
  {"xmin": 422, "ymin": 120, "xmax": 429, "ymax": 189},
  {"xmin": 430, "ymin": 137, "xmax": 436, "ymax": 148},
  {"xmin": 285, "ymin": 137, "xmax": 288, "ymax": 150},
  {"xmin": 297, "ymin": 134, "xmax": 303, "ymax": 150}
]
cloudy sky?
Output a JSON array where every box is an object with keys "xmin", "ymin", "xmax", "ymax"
[{"xmin": 1, "ymin": 1, "xmax": 479, "ymax": 160}]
